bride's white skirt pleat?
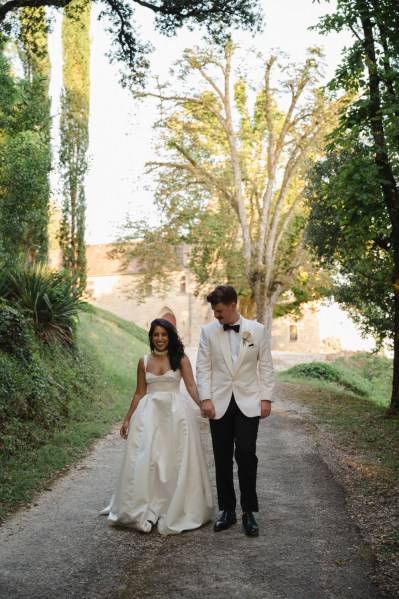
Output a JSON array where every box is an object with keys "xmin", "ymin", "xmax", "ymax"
[{"xmin": 101, "ymin": 390, "xmax": 213, "ymax": 535}]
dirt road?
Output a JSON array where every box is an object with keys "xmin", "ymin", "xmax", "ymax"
[{"xmin": 0, "ymin": 384, "xmax": 382, "ymax": 599}]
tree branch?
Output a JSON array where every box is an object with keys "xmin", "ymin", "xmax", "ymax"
[
  {"xmin": 147, "ymin": 149, "xmax": 234, "ymax": 204},
  {"xmin": 0, "ymin": 0, "xmax": 69, "ymax": 21},
  {"xmin": 141, "ymin": 91, "xmax": 228, "ymax": 131}
]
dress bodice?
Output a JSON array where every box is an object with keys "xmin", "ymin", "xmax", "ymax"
[{"xmin": 145, "ymin": 368, "xmax": 182, "ymax": 394}]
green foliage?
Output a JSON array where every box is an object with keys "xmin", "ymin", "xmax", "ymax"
[
  {"xmin": 19, "ymin": 7, "xmax": 50, "ymax": 82},
  {"xmin": 305, "ymin": 143, "xmax": 394, "ymax": 346},
  {"xmin": 119, "ymin": 44, "xmax": 333, "ymax": 326},
  {"xmin": 309, "ymin": 0, "xmax": 399, "ymax": 413},
  {"xmin": 0, "ymin": 22, "xmax": 51, "ymax": 265},
  {"xmin": 0, "ymin": 306, "xmax": 148, "ymax": 518},
  {"xmin": 285, "ymin": 362, "xmax": 340, "ymax": 382},
  {"xmin": 0, "ymin": 262, "xmax": 85, "ymax": 343},
  {"xmin": 0, "ymin": 301, "xmax": 33, "ymax": 360},
  {"xmin": 0, "ymin": 329, "xmax": 97, "ymax": 455},
  {"xmin": 59, "ymin": 0, "xmax": 91, "ymax": 291},
  {"xmin": 0, "ymin": 129, "xmax": 51, "ymax": 262},
  {"xmin": 0, "ymin": 38, "xmax": 17, "ymax": 129},
  {"xmin": 283, "ymin": 352, "xmax": 393, "ymax": 407},
  {"xmin": 333, "ymin": 353, "xmax": 393, "ymax": 406}
]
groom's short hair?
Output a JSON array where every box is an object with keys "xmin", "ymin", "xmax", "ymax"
[{"xmin": 207, "ymin": 285, "xmax": 238, "ymax": 306}]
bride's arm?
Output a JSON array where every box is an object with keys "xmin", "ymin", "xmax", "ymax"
[
  {"xmin": 180, "ymin": 355, "xmax": 201, "ymax": 408},
  {"xmin": 120, "ymin": 358, "xmax": 147, "ymax": 439}
]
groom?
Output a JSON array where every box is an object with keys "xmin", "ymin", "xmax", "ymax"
[{"xmin": 197, "ymin": 285, "xmax": 274, "ymax": 536}]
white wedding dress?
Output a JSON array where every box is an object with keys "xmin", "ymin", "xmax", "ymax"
[{"xmin": 101, "ymin": 356, "xmax": 213, "ymax": 535}]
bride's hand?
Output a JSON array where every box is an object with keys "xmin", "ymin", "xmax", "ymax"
[{"xmin": 120, "ymin": 421, "xmax": 129, "ymax": 439}]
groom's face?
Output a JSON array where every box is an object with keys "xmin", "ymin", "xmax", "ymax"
[{"xmin": 212, "ymin": 302, "xmax": 237, "ymax": 325}]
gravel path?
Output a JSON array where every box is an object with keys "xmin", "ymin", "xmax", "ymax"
[{"xmin": 0, "ymin": 385, "xmax": 382, "ymax": 599}]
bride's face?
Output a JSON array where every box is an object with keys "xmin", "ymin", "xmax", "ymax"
[{"xmin": 152, "ymin": 326, "xmax": 169, "ymax": 352}]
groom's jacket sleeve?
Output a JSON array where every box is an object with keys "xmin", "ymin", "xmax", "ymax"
[
  {"xmin": 258, "ymin": 324, "xmax": 275, "ymax": 401},
  {"xmin": 196, "ymin": 327, "xmax": 212, "ymax": 401}
]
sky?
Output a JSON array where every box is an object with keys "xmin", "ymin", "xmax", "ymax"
[{"xmin": 48, "ymin": 0, "xmax": 353, "ymax": 245}]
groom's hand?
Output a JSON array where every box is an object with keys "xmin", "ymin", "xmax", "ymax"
[
  {"xmin": 260, "ymin": 400, "xmax": 272, "ymax": 419},
  {"xmin": 201, "ymin": 399, "xmax": 216, "ymax": 419}
]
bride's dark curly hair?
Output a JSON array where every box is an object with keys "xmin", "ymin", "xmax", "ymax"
[{"xmin": 149, "ymin": 318, "xmax": 185, "ymax": 371}]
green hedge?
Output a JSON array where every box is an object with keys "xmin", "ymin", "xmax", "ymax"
[
  {"xmin": 283, "ymin": 354, "xmax": 392, "ymax": 406},
  {"xmin": 0, "ymin": 303, "xmax": 99, "ymax": 456}
]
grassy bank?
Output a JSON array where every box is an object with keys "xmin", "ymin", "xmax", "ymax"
[
  {"xmin": 278, "ymin": 353, "xmax": 398, "ymax": 490},
  {"xmin": 278, "ymin": 354, "xmax": 399, "ymax": 595},
  {"xmin": 0, "ymin": 308, "xmax": 148, "ymax": 521}
]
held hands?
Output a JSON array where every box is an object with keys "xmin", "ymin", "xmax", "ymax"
[
  {"xmin": 260, "ymin": 400, "xmax": 272, "ymax": 419},
  {"xmin": 120, "ymin": 420, "xmax": 130, "ymax": 439},
  {"xmin": 200, "ymin": 399, "xmax": 271, "ymax": 419},
  {"xmin": 200, "ymin": 399, "xmax": 216, "ymax": 419}
]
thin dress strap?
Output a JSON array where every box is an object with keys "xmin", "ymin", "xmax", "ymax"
[{"xmin": 143, "ymin": 355, "xmax": 148, "ymax": 372}]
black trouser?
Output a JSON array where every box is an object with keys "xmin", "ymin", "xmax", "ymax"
[{"xmin": 209, "ymin": 395, "xmax": 260, "ymax": 513}]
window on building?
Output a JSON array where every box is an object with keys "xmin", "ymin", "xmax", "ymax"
[{"xmin": 289, "ymin": 325, "xmax": 298, "ymax": 341}]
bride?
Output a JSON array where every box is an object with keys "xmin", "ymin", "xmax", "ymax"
[{"xmin": 101, "ymin": 318, "xmax": 213, "ymax": 535}]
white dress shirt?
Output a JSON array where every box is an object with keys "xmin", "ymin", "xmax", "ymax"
[{"xmin": 226, "ymin": 316, "xmax": 242, "ymax": 368}]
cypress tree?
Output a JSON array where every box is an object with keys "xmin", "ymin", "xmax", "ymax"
[{"xmin": 59, "ymin": 0, "xmax": 91, "ymax": 290}]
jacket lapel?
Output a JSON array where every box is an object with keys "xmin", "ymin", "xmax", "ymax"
[
  {"xmin": 234, "ymin": 317, "xmax": 251, "ymax": 373},
  {"xmin": 218, "ymin": 325, "xmax": 234, "ymax": 375}
]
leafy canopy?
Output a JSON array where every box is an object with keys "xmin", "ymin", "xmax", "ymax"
[{"xmin": 114, "ymin": 43, "xmax": 333, "ymax": 328}]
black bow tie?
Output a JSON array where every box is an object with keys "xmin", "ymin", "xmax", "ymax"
[{"xmin": 223, "ymin": 323, "xmax": 240, "ymax": 333}]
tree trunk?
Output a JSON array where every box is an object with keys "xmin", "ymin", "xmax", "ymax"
[
  {"xmin": 262, "ymin": 303, "xmax": 274, "ymax": 340},
  {"xmin": 254, "ymin": 285, "xmax": 274, "ymax": 338},
  {"xmin": 390, "ymin": 289, "xmax": 399, "ymax": 415},
  {"xmin": 361, "ymin": 13, "xmax": 399, "ymax": 416}
]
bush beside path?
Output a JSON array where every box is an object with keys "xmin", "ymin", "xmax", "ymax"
[{"xmin": 0, "ymin": 384, "xmax": 386, "ymax": 599}]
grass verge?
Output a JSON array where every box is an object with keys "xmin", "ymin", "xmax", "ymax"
[{"xmin": 0, "ymin": 307, "xmax": 148, "ymax": 522}]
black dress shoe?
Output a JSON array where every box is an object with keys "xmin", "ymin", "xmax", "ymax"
[
  {"xmin": 213, "ymin": 510, "xmax": 237, "ymax": 532},
  {"xmin": 242, "ymin": 512, "xmax": 259, "ymax": 536}
]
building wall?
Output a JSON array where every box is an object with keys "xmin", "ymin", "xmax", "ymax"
[
  {"xmin": 87, "ymin": 272, "xmax": 321, "ymax": 352},
  {"xmin": 87, "ymin": 273, "xmax": 212, "ymax": 347},
  {"xmin": 271, "ymin": 304, "xmax": 321, "ymax": 353}
]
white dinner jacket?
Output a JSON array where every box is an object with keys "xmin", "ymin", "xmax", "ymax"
[{"xmin": 196, "ymin": 317, "xmax": 275, "ymax": 419}]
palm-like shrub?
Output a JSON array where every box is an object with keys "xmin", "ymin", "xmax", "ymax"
[{"xmin": 0, "ymin": 263, "xmax": 85, "ymax": 343}]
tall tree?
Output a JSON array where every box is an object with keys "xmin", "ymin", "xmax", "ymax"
[
  {"xmin": 59, "ymin": 0, "xmax": 91, "ymax": 290},
  {"xmin": 305, "ymin": 143, "xmax": 393, "ymax": 344},
  {"xmin": 0, "ymin": 11, "xmax": 51, "ymax": 265},
  {"xmin": 115, "ymin": 44, "xmax": 332, "ymax": 334},
  {"xmin": 308, "ymin": 0, "xmax": 399, "ymax": 415},
  {"xmin": 0, "ymin": 1, "xmax": 263, "ymax": 87},
  {"xmin": 18, "ymin": 6, "xmax": 52, "ymax": 260}
]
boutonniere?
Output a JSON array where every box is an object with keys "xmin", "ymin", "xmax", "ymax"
[{"xmin": 242, "ymin": 331, "xmax": 253, "ymax": 345}]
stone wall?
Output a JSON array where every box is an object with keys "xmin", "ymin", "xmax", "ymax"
[{"xmin": 271, "ymin": 304, "xmax": 321, "ymax": 353}]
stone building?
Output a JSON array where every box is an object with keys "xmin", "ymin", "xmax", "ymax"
[{"xmin": 84, "ymin": 244, "xmax": 321, "ymax": 352}]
